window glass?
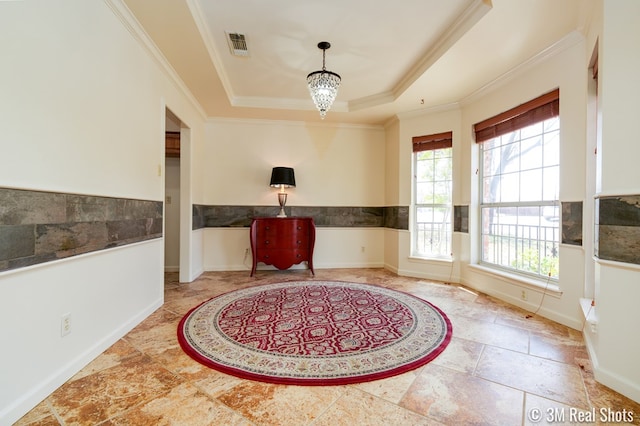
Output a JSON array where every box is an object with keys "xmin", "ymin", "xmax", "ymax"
[
  {"xmin": 414, "ymin": 147, "xmax": 452, "ymax": 258},
  {"xmin": 480, "ymin": 117, "xmax": 559, "ymax": 279}
]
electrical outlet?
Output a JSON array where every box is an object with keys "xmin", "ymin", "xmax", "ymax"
[
  {"xmin": 521, "ymin": 290, "xmax": 527, "ymax": 301},
  {"xmin": 361, "ymin": 246, "xmax": 365, "ymax": 253},
  {"xmin": 61, "ymin": 313, "xmax": 71, "ymax": 337}
]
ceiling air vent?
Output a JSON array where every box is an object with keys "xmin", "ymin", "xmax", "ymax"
[{"xmin": 226, "ymin": 32, "xmax": 249, "ymax": 57}]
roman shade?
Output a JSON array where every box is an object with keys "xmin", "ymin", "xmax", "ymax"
[
  {"xmin": 473, "ymin": 89, "xmax": 559, "ymax": 143},
  {"xmin": 412, "ymin": 131, "xmax": 453, "ymax": 152}
]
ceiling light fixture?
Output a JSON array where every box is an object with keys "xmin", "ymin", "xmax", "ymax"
[{"xmin": 306, "ymin": 41, "xmax": 341, "ymax": 119}]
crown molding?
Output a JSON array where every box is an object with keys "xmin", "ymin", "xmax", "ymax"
[
  {"xmin": 347, "ymin": 0, "xmax": 492, "ymax": 112},
  {"xmin": 230, "ymin": 96, "xmax": 349, "ymax": 113},
  {"xmin": 185, "ymin": 0, "xmax": 236, "ymax": 107},
  {"xmin": 460, "ymin": 30, "xmax": 584, "ymax": 106},
  {"xmin": 207, "ymin": 116, "xmax": 383, "ymax": 130},
  {"xmin": 396, "ymin": 102, "xmax": 461, "ymax": 121},
  {"xmin": 184, "ymin": 0, "xmax": 490, "ymax": 114},
  {"xmin": 349, "ymin": 92, "xmax": 396, "ymax": 112},
  {"xmin": 392, "ymin": 0, "xmax": 492, "ymax": 101},
  {"xmin": 103, "ymin": 0, "xmax": 207, "ymax": 121},
  {"xmin": 188, "ymin": 0, "xmax": 351, "ymax": 116}
]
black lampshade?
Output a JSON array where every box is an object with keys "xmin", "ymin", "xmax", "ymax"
[{"xmin": 270, "ymin": 167, "xmax": 296, "ymax": 188}]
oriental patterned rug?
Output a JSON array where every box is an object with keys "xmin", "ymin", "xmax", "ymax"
[{"xmin": 177, "ymin": 280, "xmax": 452, "ymax": 385}]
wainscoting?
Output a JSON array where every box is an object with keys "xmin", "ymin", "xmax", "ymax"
[
  {"xmin": 562, "ymin": 201, "xmax": 583, "ymax": 246},
  {"xmin": 192, "ymin": 205, "xmax": 409, "ymax": 230},
  {"xmin": 0, "ymin": 187, "xmax": 163, "ymax": 272},
  {"xmin": 595, "ymin": 195, "xmax": 640, "ymax": 265}
]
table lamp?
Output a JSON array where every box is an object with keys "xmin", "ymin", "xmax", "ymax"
[{"xmin": 269, "ymin": 167, "xmax": 296, "ymax": 217}]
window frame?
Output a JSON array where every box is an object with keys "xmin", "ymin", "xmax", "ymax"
[
  {"xmin": 474, "ymin": 90, "xmax": 561, "ymax": 281},
  {"xmin": 412, "ymin": 132, "xmax": 453, "ymax": 259}
]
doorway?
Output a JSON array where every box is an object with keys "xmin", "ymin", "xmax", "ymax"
[{"xmin": 165, "ymin": 109, "xmax": 181, "ymax": 272}]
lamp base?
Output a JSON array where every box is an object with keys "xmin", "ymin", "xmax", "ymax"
[{"xmin": 276, "ymin": 193, "xmax": 288, "ymax": 218}]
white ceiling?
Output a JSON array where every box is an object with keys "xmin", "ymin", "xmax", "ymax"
[{"xmin": 123, "ymin": 0, "xmax": 591, "ymax": 125}]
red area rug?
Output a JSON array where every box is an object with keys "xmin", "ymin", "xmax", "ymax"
[{"xmin": 177, "ymin": 280, "xmax": 452, "ymax": 385}]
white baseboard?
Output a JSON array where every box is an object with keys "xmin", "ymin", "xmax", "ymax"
[
  {"xmin": 203, "ymin": 262, "xmax": 385, "ymax": 273},
  {"xmin": 583, "ymin": 328, "xmax": 640, "ymax": 404},
  {"xmin": 183, "ymin": 267, "xmax": 204, "ymax": 283},
  {"xmin": 459, "ymin": 276, "xmax": 582, "ymax": 330},
  {"xmin": 384, "ymin": 263, "xmax": 399, "ymax": 274}
]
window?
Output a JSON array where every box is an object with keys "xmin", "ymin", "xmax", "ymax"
[
  {"xmin": 475, "ymin": 90, "xmax": 560, "ymax": 279},
  {"xmin": 412, "ymin": 132, "xmax": 453, "ymax": 258}
]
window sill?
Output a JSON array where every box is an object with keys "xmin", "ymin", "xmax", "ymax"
[
  {"xmin": 408, "ymin": 255, "xmax": 453, "ymax": 264},
  {"xmin": 580, "ymin": 297, "xmax": 597, "ymax": 333},
  {"xmin": 468, "ymin": 263, "xmax": 562, "ymax": 297}
]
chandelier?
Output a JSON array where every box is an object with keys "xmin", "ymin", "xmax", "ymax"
[{"xmin": 306, "ymin": 41, "xmax": 341, "ymax": 119}]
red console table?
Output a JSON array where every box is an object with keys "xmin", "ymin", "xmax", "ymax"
[{"xmin": 250, "ymin": 217, "xmax": 315, "ymax": 276}]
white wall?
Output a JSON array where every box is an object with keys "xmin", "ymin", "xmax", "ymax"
[
  {"xmin": 203, "ymin": 227, "xmax": 385, "ymax": 272},
  {"xmin": 0, "ymin": 243, "xmax": 163, "ymax": 423},
  {"xmin": 198, "ymin": 2, "xmax": 640, "ymax": 403},
  {"xmin": 388, "ymin": 4, "xmax": 640, "ymax": 402},
  {"xmin": 598, "ymin": 2, "xmax": 640, "ymax": 195},
  {"xmin": 0, "ymin": 1, "xmax": 205, "ymax": 422},
  {"xmin": 457, "ymin": 34, "xmax": 587, "ymax": 330},
  {"xmin": 583, "ymin": 0, "xmax": 640, "ymax": 403},
  {"xmin": 1, "ymin": 1, "xmax": 162, "ymax": 198},
  {"xmin": 388, "ymin": 35, "xmax": 590, "ymax": 323},
  {"xmin": 198, "ymin": 119, "xmax": 387, "ymax": 272},
  {"xmin": 395, "ymin": 108, "xmax": 463, "ymax": 281},
  {"xmin": 179, "ymin": 127, "xmax": 204, "ymax": 283},
  {"xmin": 2, "ymin": 2, "xmax": 637, "ymax": 422},
  {"xmin": 202, "ymin": 119, "xmax": 386, "ymax": 207},
  {"xmin": 383, "ymin": 120, "xmax": 401, "ymax": 272}
]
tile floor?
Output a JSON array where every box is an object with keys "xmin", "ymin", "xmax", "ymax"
[{"xmin": 15, "ymin": 268, "xmax": 640, "ymax": 425}]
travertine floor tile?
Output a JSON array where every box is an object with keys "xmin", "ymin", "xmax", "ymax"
[
  {"xmin": 150, "ymin": 345, "xmax": 220, "ymax": 382},
  {"xmin": 422, "ymin": 294, "xmax": 499, "ymax": 323},
  {"xmin": 529, "ymin": 329, "xmax": 581, "ymax": 364},
  {"xmin": 352, "ymin": 368, "xmax": 423, "ymax": 404},
  {"xmin": 215, "ymin": 380, "xmax": 344, "ymax": 425},
  {"xmin": 104, "ymin": 382, "xmax": 250, "ymax": 425},
  {"xmin": 449, "ymin": 315, "xmax": 530, "ymax": 353},
  {"xmin": 14, "ymin": 269, "xmax": 640, "ymax": 426},
  {"xmin": 315, "ymin": 387, "xmax": 436, "ymax": 426},
  {"xmin": 430, "ymin": 336, "xmax": 484, "ymax": 374},
  {"xmin": 193, "ymin": 369, "xmax": 248, "ymax": 399},
  {"xmin": 12, "ymin": 400, "xmax": 55, "ymax": 426},
  {"xmin": 47, "ymin": 355, "xmax": 183, "ymax": 425},
  {"xmin": 475, "ymin": 345, "xmax": 589, "ymax": 409},
  {"xmin": 524, "ymin": 393, "xmax": 595, "ymax": 426},
  {"xmin": 575, "ymin": 355, "xmax": 640, "ymax": 423},
  {"xmin": 68, "ymin": 338, "xmax": 141, "ymax": 382},
  {"xmin": 400, "ymin": 363, "xmax": 524, "ymax": 425},
  {"xmin": 123, "ymin": 309, "xmax": 182, "ymax": 356}
]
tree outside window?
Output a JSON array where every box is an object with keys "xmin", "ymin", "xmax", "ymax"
[
  {"xmin": 413, "ymin": 146, "xmax": 452, "ymax": 258},
  {"xmin": 480, "ymin": 117, "xmax": 560, "ymax": 279}
]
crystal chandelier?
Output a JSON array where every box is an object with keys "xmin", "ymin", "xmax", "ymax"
[{"xmin": 306, "ymin": 41, "xmax": 341, "ymax": 119}]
